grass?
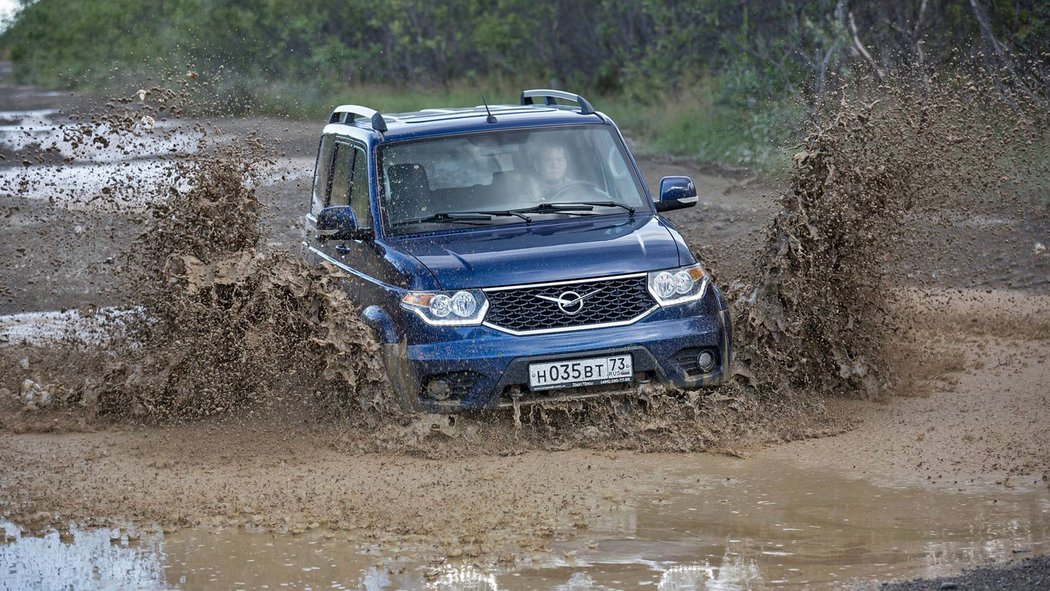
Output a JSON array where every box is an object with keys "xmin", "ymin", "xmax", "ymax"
[
  {"xmin": 600, "ymin": 84, "xmax": 802, "ymax": 175},
  {"xmin": 240, "ymin": 75, "xmax": 802, "ymax": 176}
]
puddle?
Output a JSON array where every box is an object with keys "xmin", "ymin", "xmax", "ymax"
[
  {"xmin": 533, "ymin": 457, "xmax": 1050, "ymax": 588},
  {"xmin": 0, "ymin": 111, "xmax": 201, "ymax": 162},
  {"xmin": 0, "ymin": 108, "xmax": 59, "ymax": 122},
  {"xmin": 2, "ymin": 457, "xmax": 1047, "ymax": 590},
  {"xmin": 0, "ymin": 159, "xmax": 305, "ymax": 211},
  {"xmin": 0, "ymin": 161, "xmax": 183, "ymax": 209},
  {"xmin": 0, "ymin": 307, "xmax": 137, "ymax": 346},
  {"xmin": 0, "ymin": 108, "xmax": 200, "ymax": 212}
]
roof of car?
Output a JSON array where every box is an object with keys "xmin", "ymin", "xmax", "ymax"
[
  {"xmin": 323, "ymin": 91, "xmax": 610, "ymax": 142},
  {"xmin": 326, "ymin": 104, "xmax": 608, "ymax": 142}
]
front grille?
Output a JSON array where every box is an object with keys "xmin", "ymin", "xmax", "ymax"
[{"xmin": 484, "ymin": 275, "xmax": 655, "ymax": 334}]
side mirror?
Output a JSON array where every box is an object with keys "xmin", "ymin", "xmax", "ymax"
[
  {"xmin": 317, "ymin": 206, "xmax": 372, "ymax": 241},
  {"xmin": 655, "ymin": 176, "xmax": 698, "ymax": 212}
]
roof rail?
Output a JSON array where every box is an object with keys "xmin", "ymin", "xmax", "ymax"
[
  {"xmin": 329, "ymin": 104, "xmax": 388, "ymax": 132},
  {"xmin": 520, "ymin": 89, "xmax": 595, "ymax": 115}
]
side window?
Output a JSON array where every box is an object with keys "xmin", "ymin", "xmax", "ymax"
[
  {"xmin": 311, "ymin": 136, "xmax": 335, "ymax": 216},
  {"xmin": 349, "ymin": 146, "xmax": 372, "ymax": 229},
  {"xmin": 328, "ymin": 143, "xmax": 353, "ymax": 207}
]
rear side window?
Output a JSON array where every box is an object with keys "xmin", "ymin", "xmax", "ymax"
[
  {"xmin": 350, "ymin": 146, "xmax": 372, "ymax": 229},
  {"xmin": 310, "ymin": 136, "xmax": 335, "ymax": 216},
  {"xmin": 329, "ymin": 143, "xmax": 353, "ymax": 207}
]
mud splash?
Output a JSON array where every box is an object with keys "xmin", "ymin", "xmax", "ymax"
[
  {"xmin": 1, "ymin": 85, "xmax": 396, "ymax": 422},
  {"xmin": 730, "ymin": 71, "xmax": 1048, "ymax": 402},
  {"xmin": 101, "ymin": 134, "xmax": 395, "ymax": 420}
]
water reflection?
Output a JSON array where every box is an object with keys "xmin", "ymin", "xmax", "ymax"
[
  {"xmin": 0, "ymin": 522, "xmax": 169, "ymax": 590},
  {"xmin": 542, "ymin": 456, "xmax": 1050, "ymax": 588},
  {"xmin": 2, "ymin": 457, "xmax": 1048, "ymax": 590}
]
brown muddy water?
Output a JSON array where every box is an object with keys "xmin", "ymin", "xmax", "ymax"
[{"xmin": 2, "ymin": 456, "xmax": 1048, "ymax": 590}]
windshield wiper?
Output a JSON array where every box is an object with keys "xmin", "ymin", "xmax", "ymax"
[
  {"xmin": 551, "ymin": 201, "xmax": 636, "ymax": 214},
  {"xmin": 396, "ymin": 211, "xmax": 494, "ymax": 226},
  {"xmin": 465, "ymin": 209, "xmax": 535, "ymax": 224},
  {"xmin": 396, "ymin": 209, "xmax": 538, "ymax": 227},
  {"xmin": 396, "ymin": 202, "xmax": 631, "ymax": 227},
  {"xmin": 511, "ymin": 202, "xmax": 596, "ymax": 216}
]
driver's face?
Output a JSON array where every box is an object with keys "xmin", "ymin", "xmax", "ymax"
[{"xmin": 536, "ymin": 147, "xmax": 568, "ymax": 184}]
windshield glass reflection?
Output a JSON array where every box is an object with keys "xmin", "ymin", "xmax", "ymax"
[{"xmin": 381, "ymin": 125, "xmax": 647, "ymax": 233}]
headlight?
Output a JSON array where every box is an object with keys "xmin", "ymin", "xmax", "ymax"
[
  {"xmin": 647, "ymin": 264, "xmax": 708, "ymax": 306},
  {"xmin": 401, "ymin": 289, "xmax": 488, "ymax": 326}
]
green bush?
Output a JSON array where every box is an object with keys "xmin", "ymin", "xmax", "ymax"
[{"xmin": 4, "ymin": 0, "xmax": 1044, "ymax": 174}]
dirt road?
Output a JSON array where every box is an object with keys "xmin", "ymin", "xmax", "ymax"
[{"xmin": 1, "ymin": 77, "xmax": 1048, "ymax": 589}]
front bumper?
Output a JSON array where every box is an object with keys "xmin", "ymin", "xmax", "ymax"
[{"xmin": 387, "ymin": 295, "xmax": 732, "ymax": 412}]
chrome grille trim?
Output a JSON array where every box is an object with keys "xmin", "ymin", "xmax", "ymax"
[
  {"xmin": 482, "ymin": 272, "xmax": 657, "ymax": 336},
  {"xmin": 482, "ymin": 272, "xmax": 648, "ymax": 292}
]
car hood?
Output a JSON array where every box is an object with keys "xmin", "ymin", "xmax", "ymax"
[{"xmin": 389, "ymin": 215, "xmax": 683, "ymax": 290}]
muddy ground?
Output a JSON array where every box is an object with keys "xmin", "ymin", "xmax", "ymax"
[{"xmin": 0, "ymin": 72, "xmax": 1048, "ymax": 589}]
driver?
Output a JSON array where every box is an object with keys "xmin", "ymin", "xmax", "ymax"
[{"xmin": 531, "ymin": 143, "xmax": 572, "ymax": 200}]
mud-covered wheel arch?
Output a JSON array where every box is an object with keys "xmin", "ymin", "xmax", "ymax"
[{"xmin": 380, "ymin": 339, "xmax": 422, "ymax": 413}]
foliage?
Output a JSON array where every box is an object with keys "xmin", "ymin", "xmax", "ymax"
[{"xmin": 2, "ymin": 0, "xmax": 1047, "ymax": 170}]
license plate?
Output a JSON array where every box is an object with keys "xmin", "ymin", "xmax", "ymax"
[{"xmin": 528, "ymin": 354, "xmax": 633, "ymax": 391}]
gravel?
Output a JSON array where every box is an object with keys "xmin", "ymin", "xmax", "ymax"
[{"xmin": 880, "ymin": 555, "xmax": 1050, "ymax": 591}]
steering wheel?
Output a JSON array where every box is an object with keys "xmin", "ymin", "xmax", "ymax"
[{"xmin": 546, "ymin": 180, "xmax": 610, "ymax": 201}]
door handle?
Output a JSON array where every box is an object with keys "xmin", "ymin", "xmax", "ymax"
[{"xmin": 334, "ymin": 243, "xmax": 352, "ymax": 255}]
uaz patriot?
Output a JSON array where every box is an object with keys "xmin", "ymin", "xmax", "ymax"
[{"xmin": 303, "ymin": 89, "xmax": 731, "ymax": 412}]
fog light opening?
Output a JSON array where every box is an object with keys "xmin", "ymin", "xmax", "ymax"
[
  {"xmin": 696, "ymin": 350, "xmax": 717, "ymax": 373},
  {"xmin": 426, "ymin": 378, "xmax": 452, "ymax": 401}
]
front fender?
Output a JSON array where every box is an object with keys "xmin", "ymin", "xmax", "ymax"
[
  {"xmin": 361, "ymin": 305, "xmax": 399, "ymax": 344},
  {"xmin": 362, "ymin": 305, "xmax": 421, "ymax": 412}
]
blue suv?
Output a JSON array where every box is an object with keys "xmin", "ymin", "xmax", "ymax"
[{"xmin": 304, "ymin": 89, "xmax": 731, "ymax": 412}]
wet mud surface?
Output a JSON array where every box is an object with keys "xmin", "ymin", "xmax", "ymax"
[
  {"xmin": 2, "ymin": 454, "xmax": 1048, "ymax": 590},
  {"xmin": 1, "ymin": 67, "xmax": 1049, "ymax": 589}
]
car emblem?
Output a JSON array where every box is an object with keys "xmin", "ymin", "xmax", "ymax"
[{"xmin": 535, "ymin": 289, "xmax": 603, "ymax": 316}]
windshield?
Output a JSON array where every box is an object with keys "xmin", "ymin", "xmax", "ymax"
[{"xmin": 380, "ymin": 126, "xmax": 648, "ymax": 233}]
